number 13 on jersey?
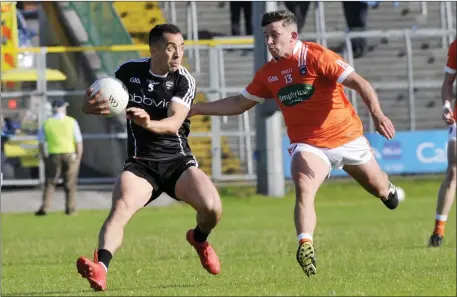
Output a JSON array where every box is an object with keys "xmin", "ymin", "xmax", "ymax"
[{"xmin": 284, "ymin": 74, "xmax": 292, "ymax": 84}]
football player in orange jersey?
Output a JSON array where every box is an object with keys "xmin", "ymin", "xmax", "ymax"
[
  {"xmin": 189, "ymin": 10, "xmax": 403, "ymax": 276},
  {"xmin": 429, "ymin": 39, "xmax": 456, "ymax": 247}
]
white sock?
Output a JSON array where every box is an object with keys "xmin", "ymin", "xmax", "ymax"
[
  {"xmin": 99, "ymin": 262, "xmax": 108, "ymax": 272},
  {"xmin": 388, "ymin": 182, "xmax": 396, "ymax": 195},
  {"xmin": 297, "ymin": 233, "xmax": 313, "ymax": 243},
  {"xmin": 436, "ymin": 214, "xmax": 448, "ymax": 221}
]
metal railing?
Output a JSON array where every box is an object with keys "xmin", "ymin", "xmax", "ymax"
[
  {"xmin": 1, "ymin": 43, "xmax": 255, "ymax": 186},
  {"xmin": 159, "ymin": 1, "xmax": 455, "ymax": 73},
  {"xmin": 67, "ymin": 2, "xmax": 140, "ymax": 76},
  {"xmin": 1, "ymin": 28, "xmax": 455, "ymax": 186},
  {"xmin": 298, "ymin": 28, "xmax": 455, "ymax": 131}
]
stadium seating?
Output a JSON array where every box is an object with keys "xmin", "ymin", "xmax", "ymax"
[
  {"xmin": 113, "ymin": 1, "xmax": 242, "ymax": 176},
  {"xmin": 169, "ymin": 1, "xmax": 455, "ymax": 165},
  {"xmin": 12, "ymin": 1, "xmax": 455, "ymax": 181}
]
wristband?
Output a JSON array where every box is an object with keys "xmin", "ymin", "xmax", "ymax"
[{"xmin": 444, "ymin": 101, "xmax": 451, "ymax": 110}]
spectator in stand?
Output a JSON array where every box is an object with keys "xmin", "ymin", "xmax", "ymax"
[
  {"xmin": 284, "ymin": 1, "xmax": 369, "ymax": 58},
  {"xmin": 342, "ymin": 1, "xmax": 369, "ymax": 58},
  {"xmin": 1, "ymin": 117, "xmax": 16, "ymax": 174},
  {"xmin": 284, "ymin": 2, "xmax": 310, "ymax": 34},
  {"xmin": 228, "ymin": 1, "xmax": 252, "ymax": 37},
  {"xmin": 219, "ymin": 1, "xmax": 253, "ymax": 55},
  {"xmin": 15, "ymin": 1, "xmax": 24, "ymax": 10}
]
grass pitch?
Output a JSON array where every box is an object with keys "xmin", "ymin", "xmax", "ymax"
[{"xmin": 1, "ymin": 177, "xmax": 456, "ymax": 296}]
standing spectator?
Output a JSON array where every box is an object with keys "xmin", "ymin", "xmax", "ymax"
[
  {"xmin": 220, "ymin": 2, "xmax": 253, "ymax": 55},
  {"xmin": 343, "ymin": 1, "xmax": 369, "ymax": 58},
  {"xmin": 284, "ymin": 2, "xmax": 310, "ymax": 34},
  {"xmin": 35, "ymin": 99, "xmax": 83, "ymax": 216},
  {"xmin": 228, "ymin": 1, "xmax": 252, "ymax": 37},
  {"xmin": 15, "ymin": 1, "xmax": 24, "ymax": 10},
  {"xmin": 1, "ymin": 117, "xmax": 15, "ymax": 176},
  {"xmin": 284, "ymin": 1, "xmax": 369, "ymax": 58}
]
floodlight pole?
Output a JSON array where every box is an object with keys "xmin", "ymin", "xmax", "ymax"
[{"xmin": 253, "ymin": 1, "xmax": 285, "ymax": 197}]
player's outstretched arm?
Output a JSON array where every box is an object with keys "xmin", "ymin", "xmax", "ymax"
[
  {"xmin": 189, "ymin": 94, "xmax": 258, "ymax": 117},
  {"xmin": 127, "ymin": 101, "xmax": 189, "ymax": 134},
  {"xmin": 441, "ymin": 72, "xmax": 456, "ymax": 125},
  {"xmin": 442, "ymin": 40, "xmax": 456, "ymax": 124},
  {"xmin": 342, "ymin": 71, "xmax": 396, "ymax": 140}
]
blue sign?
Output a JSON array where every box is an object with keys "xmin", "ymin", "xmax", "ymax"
[{"xmin": 282, "ymin": 130, "xmax": 450, "ymax": 178}]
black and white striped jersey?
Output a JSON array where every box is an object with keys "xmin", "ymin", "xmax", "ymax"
[{"xmin": 114, "ymin": 58, "xmax": 196, "ymax": 160}]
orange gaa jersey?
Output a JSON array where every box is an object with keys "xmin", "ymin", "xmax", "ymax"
[
  {"xmin": 444, "ymin": 39, "xmax": 456, "ymax": 121},
  {"xmin": 241, "ymin": 40, "xmax": 363, "ymax": 149}
]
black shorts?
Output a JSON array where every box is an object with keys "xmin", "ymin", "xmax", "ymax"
[{"xmin": 123, "ymin": 155, "xmax": 198, "ymax": 206}]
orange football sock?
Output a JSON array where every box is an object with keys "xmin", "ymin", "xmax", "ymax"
[
  {"xmin": 297, "ymin": 233, "xmax": 313, "ymax": 245},
  {"xmin": 433, "ymin": 220, "xmax": 446, "ymax": 236},
  {"xmin": 299, "ymin": 238, "xmax": 313, "ymax": 245}
]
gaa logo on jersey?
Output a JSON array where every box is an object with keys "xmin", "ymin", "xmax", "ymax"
[
  {"xmin": 277, "ymin": 83, "xmax": 315, "ymax": 107},
  {"xmin": 299, "ymin": 65, "xmax": 307, "ymax": 76},
  {"xmin": 129, "ymin": 77, "xmax": 141, "ymax": 84}
]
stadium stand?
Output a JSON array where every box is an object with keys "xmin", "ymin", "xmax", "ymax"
[
  {"xmin": 168, "ymin": 1, "xmax": 455, "ymax": 172},
  {"xmin": 4, "ymin": 1, "xmax": 455, "ymax": 182},
  {"xmin": 113, "ymin": 1, "xmax": 242, "ymax": 175}
]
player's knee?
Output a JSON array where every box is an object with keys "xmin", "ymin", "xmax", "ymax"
[
  {"xmin": 293, "ymin": 174, "xmax": 318, "ymax": 198},
  {"xmin": 364, "ymin": 172, "xmax": 390, "ymax": 198},
  {"xmin": 199, "ymin": 196, "xmax": 222, "ymax": 222},
  {"xmin": 110, "ymin": 198, "xmax": 135, "ymax": 224}
]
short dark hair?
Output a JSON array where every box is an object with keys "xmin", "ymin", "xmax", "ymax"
[
  {"xmin": 261, "ymin": 10, "xmax": 297, "ymax": 27},
  {"xmin": 148, "ymin": 23, "xmax": 182, "ymax": 45}
]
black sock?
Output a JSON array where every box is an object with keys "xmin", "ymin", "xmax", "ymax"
[
  {"xmin": 382, "ymin": 183, "xmax": 399, "ymax": 210},
  {"xmin": 97, "ymin": 249, "xmax": 112, "ymax": 270},
  {"xmin": 193, "ymin": 225, "xmax": 210, "ymax": 243}
]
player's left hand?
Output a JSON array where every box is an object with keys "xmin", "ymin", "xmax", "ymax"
[
  {"xmin": 126, "ymin": 107, "xmax": 151, "ymax": 128},
  {"xmin": 373, "ymin": 114, "xmax": 395, "ymax": 140},
  {"xmin": 442, "ymin": 101, "xmax": 455, "ymax": 125}
]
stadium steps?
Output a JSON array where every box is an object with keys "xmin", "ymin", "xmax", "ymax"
[
  {"xmin": 113, "ymin": 1, "xmax": 166, "ymax": 57},
  {"xmin": 170, "ymin": 2, "xmax": 233, "ymax": 38},
  {"xmin": 180, "ymin": 1, "xmax": 454, "ymax": 134},
  {"xmin": 36, "ymin": 2, "xmax": 133, "ymax": 179},
  {"xmin": 113, "ymin": 1, "xmax": 242, "ymax": 176},
  {"xmin": 169, "ymin": 2, "xmax": 455, "ymax": 174}
]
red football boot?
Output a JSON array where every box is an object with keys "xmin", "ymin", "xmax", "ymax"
[
  {"xmin": 76, "ymin": 249, "xmax": 107, "ymax": 291},
  {"xmin": 186, "ymin": 229, "xmax": 221, "ymax": 275}
]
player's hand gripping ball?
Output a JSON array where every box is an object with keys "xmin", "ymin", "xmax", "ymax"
[{"xmin": 87, "ymin": 77, "xmax": 129, "ymax": 117}]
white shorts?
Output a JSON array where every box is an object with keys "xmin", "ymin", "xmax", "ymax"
[
  {"xmin": 449, "ymin": 123, "xmax": 456, "ymax": 142},
  {"xmin": 288, "ymin": 136, "xmax": 372, "ymax": 171}
]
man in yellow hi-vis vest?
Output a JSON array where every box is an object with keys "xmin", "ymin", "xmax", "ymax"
[{"xmin": 35, "ymin": 99, "xmax": 83, "ymax": 216}]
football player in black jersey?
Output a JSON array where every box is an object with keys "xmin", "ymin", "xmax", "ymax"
[{"xmin": 78, "ymin": 24, "xmax": 222, "ymax": 291}]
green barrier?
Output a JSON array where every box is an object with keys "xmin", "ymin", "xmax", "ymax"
[{"xmin": 67, "ymin": 2, "xmax": 140, "ymax": 75}]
